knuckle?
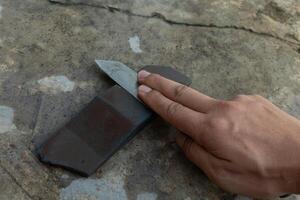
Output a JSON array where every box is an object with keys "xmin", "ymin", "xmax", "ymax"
[
  {"xmin": 209, "ymin": 165, "xmax": 229, "ymax": 185},
  {"xmin": 212, "ymin": 166, "xmax": 228, "ymax": 179},
  {"xmin": 242, "ymin": 94, "xmax": 267, "ymax": 104},
  {"xmin": 246, "ymin": 97, "xmax": 265, "ymax": 108},
  {"xmin": 233, "ymin": 95, "xmax": 268, "ymax": 111},
  {"xmin": 182, "ymin": 136, "xmax": 193, "ymax": 155},
  {"xmin": 217, "ymin": 100, "xmax": 231, "ymax": 107},
  {"xmin": 224, "ymin": 101, "xmax": 246, "ymax": 113},
  {"xmin": 252, "ymin": 98, "xmax": 263, "ymax": 105},
  {"xmin": 218, "ymin": 101, "xmax": 234, "ymax": 110},
  {"xmin": 232, "ymin": 102, "xmax": 246, "ymax": 112},
  {"xmin": 146, "ymin": 90, "xmax": 164, "ymax": 104},
  {"xmin": 148, "ymin": 90, "xmax": 160, "ymax": 99},
  {"xmin": 166, "ymin": 102, "xmax": 182, "ymax": 117},
  {"xmin": 173, "ymin": 84, "xmax": 188, "ymax": 100},
  {"xmin": 253, "ymin": 101, "xmax": 266, "ymax": 110},
  {"xmin": 193, "ymin": 115, "xmax": 203, "ymax": 130},
  {"xmin": 206, "ymin": 117, "xmax": 230, "ymax": 132}
]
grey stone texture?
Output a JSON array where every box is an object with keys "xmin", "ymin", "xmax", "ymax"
[{"xmin": 0, "ymin": 0, "xmax": 299, "ymax": 199}]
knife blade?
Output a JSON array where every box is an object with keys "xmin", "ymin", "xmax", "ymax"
[{"xmin": 95, "ymin": 60, "xmax": 139, "ymax": 100}]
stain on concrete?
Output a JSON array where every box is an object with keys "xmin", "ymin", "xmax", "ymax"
[
  {"xmin": 129, "ymin": 35, "xmax": 143, "ymax": 53},
  {"xmin": 38, "ymin": 75, "xmax": 75, "ymax": 94},
  {"xmin": 60, "ymin": 174, "xmax": 127, "ymax": 200},
  {"xmin": 136, "ymin": 192, "xmax": 157, "ymax": 200},
  {"xmin": 0, "ymin": 106, "xmax": 16, "ymax": 133}
]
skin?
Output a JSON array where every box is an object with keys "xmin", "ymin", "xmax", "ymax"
[{"xmin": 137, "ymin": 70, "xmax": 300, "ymax": 198}]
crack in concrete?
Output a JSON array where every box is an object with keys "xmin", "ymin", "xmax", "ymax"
[
  {"xmin": 48, "ymin": 0, "xmax": 300, "ymax": 48},
  {"xmin": 0, "ymin": 163, "xmax": 34, "ymax": 200}
]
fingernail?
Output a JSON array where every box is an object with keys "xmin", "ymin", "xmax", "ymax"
[
  {"xmin": 138, "ymin": 70, "xmax": 151, "ymax": 81},
  {"xmin": 138, "ymin": 85, "xmax": 152, "ymax": 93}
]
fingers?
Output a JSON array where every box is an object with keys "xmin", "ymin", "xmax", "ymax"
[
  {"xmin": 138, "ymin": 85, "xmax": 204, "ymax": 140},
  {"xmin": 176, "ymin": 133, "xmax": 216, "ymax": 175},
  {"xmin": 138, "ymin": 70, "xmax": 218, "ymax": 113}
]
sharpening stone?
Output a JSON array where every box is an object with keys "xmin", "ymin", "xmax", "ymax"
[{"xmin": 35, "ymin": 66, "xmax": 191, "ymax": 176}]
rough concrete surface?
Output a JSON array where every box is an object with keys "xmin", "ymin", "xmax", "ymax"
[{"xmin": 0, "ymin": 0, "xmax": 299, "ymax": 199}]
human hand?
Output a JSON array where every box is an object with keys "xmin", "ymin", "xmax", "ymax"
[{"xmin": 137, "ymin": 70, "xmax": 300, "ymax": 198}]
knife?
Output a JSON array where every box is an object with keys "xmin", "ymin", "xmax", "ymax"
[{"xmin": 95, "ymin": 60, "xmax": 192, "ymax": 101}]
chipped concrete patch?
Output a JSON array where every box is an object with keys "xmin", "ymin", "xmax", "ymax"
[
  {"xmin": 137, "ymin": 192, "xmax": 157, "ymax": 200},
  {"xmin": 60, "ymin": 174, "xmax": 127, "ymax": 200},
  {"xmin": 129, "ymin": 35, "xmax": 143, "ymax": 53},
  {"xmin": 38, "ymin": 75, "xmax": 75, "ymax": 94},
  {"xmin": 0, "ymin": 106, "xmax": 16, "ymax": 133}
]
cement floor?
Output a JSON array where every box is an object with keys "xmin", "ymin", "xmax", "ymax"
[{"xmin": 0, "ymin": 0, "xmax": 300, "ymax": 199}]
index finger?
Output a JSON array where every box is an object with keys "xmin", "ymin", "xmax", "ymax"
[
  {"xmin": 138, "ymin": 85, "xmax": 205, "ymax": 141},
  {"xmin": 138, "ymin": 70, "xmax": 218, "ymax": 113}
]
